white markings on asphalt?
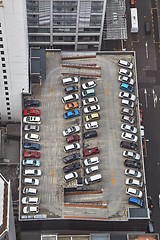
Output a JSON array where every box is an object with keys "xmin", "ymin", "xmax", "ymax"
[
  {"xmin": 144, "ymin": 88, "xmax": 148, "ymax": 107},
  {"xmin": 152, "ymin": 89, "xmax": 158, "ymax": 107},
  {"xmin": 145, "ymin": 41, "xmax": 149, "ymax": 59}
]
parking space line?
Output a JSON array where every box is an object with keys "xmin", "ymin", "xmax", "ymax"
[
  {"xmin": 50, "ymin": 168, "xmax": 54, "ymax": 177},
  {"xmin": 106, "ymin": 82, "xmax": 109, "ymax": 96},
  {"xmin": 111, "ymin": 171, "xmax": 115, "ymax": 185},
  {"xmin": 50, "ymin": 87, "xmax": 54, "ymax": 94}
]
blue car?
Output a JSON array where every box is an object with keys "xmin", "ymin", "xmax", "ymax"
[
  {"xmin": 24, "ymin": 142, "xmax": 41, "ymax": 150},
  {"xmin": 120, "ymin": 83, "xmax": 134, "ymax": 93},
  {"xmin": 128, "ymin": 197, "xmax": 143, "ymax": 207},
  {"xmin": 63, "ymin": 109, "xmax": 80, "ymax": 119}
]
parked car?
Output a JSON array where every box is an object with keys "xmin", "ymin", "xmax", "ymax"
[
  {"xmin": 22, "ymin": 187, "xmax": 38, "ymax": 195},
  {"xmin": 120, "ymin": 83, "xmax": 134, "ymax": 93},
  {"xmin": 63, "ymin": 109, "xmax": 80, "ymax": 119},
  {"xmin": 64, "ymin": 102, "xmax": 79, "ymax": 111},
  {"xmin": 24, "ymin": 99, "xmax": 40, "ymax": 107},
  {"xmin": 62, "ymin": 94, "xmax": 79, "ymax": 103},
  {"xmin": 121, "ymin": 115, "xmax": 135, "ymax": 124},
  {"xmin": 62, "ymin": 77, "xmax": 79, "ymax": 85},
  {"xmin": 23, "ymin": 169, "xmax": 42, "ymax": 176},
  {"xmin": 64, "ymin": 85, "xmax": 78, "ymax": 94},
  {"xmin": 24, "ymin": 125, "xmax": 40, "ymax": 132},
  {"xmin": 118, "ymin": 60, "xmax": 133, "ymax": 70},
  {"xmin": 25, "ymin": 133, "xmax": 40, "ymax": 142},
  {"xmin": 63, "ymin": 153, "xmax": 81, "ymax": 164},
  {"xmin": 66, "ymin": 134, "xmax": 80, "ymax": 143},
  {"xmin": 82, "ymin": 88, "xmax": 95, "ymax": 98},
  {"xmin": 62, "ymin": 126, "xmax": 80, "ymax": 136},
  {"xmin": 84, "ymin": 156, "xmax": 100, "ymax": 166},
  {"xmin": 82, "ymin": 81, "xmax": 97, "ymax": 90},
  {"xmin": 121, "ymin": 132, "xmax": 138, "ymax": 142},
  {"xmin": 118, "ymin": 68, "xmax": 132, "ymax": 77},
  {"xmin": 125, "ymin": 168, "xmax": 142, "ymax": 178},
  {"xmin": 83, "ymin": 105, "xmax": 100, "ymax": 114},
  {"xmin": 23, "ymin": 206, "xmax": 39, "ymax": 214},
  {"xmin": 23, "ymin": 108, "xmax": 41, "ymax": 116},
  {"xmin": 83, "ymin": 147, "xmax": 100, "ymax": 157},
  {"xmin": 147, "ymin": 196, "xmax": 154, "ymax": 209},
  {"xmin": 83, "ymin": 130, "xmax": 97, "ymax": 139},
  {"xmin": 64, "ymin": 172, "xmax": 78, "ymax": 181},
  {"xmin": 84, "ymin": 121, "xmax": 99, "ymax": 130},
  {"xmin": 63, "ymin": 162, "xmax": 81, "ymax": 173},
  {"xmin": 125, "ymin": 178, "xmax": 143, "ymax": 187},
  {"xmin": 84, "ymin": 174, "xmax": 102, "ymax": 185},
  {"xmin": 121, "ymin": 99, "xmax": 135, "ymax": 108},
  {"xmin": 22, "ymin": 159, "xmax": 40, "ymax": 167},
  {"xmin": 82, "ymin": 97, "xmax": 98, "ymax": 106},
  {"xmin": 21, "ymin": 196, "xmax": 40, "ymax": 205},
  {"xmin": 23, "ymin": 143, "xmax": 40, "ymax": 150},
  {"xmin": 118, "ymin": 75, "xmax": 135, "ymax": 85},
  {"xmin": 121, "ymin": 108, "xmax": 134, "ymax": 116},
  {"xmin": 23, "ymin": 150, "xmax": 41, "ymax": 158},
  {"xmin": 23, "ymin": 116, "xmax": 41, "ymax": 125},
  {"xmin": 124, "ymin": 159, "xmax": 141, "ymax": 169},
  {"xmin": 148, "ymin": 220, "xmax": 154, "ymax": 233},
  {"xmin": 128, "ymin": 197, "xmax": 144, "ymax": 207},
  {"xmin": 123, "ymin": 151, "xmax": 140, "ymax": 160},
  {"xmin": 121, "ymin": 124, "xmax": 137, "ymax": 134},
  {"xmin": 85, "ymin": 165, "xmax": 99, "ymax": 174},
  {"xmin": 120, "ymin": 141, "xmax": 138, "ymax": 150},
  {"xmin": 64, "ymin": 143, "xmax": 80, "ymax": 152},
  {"xmin": 126, "ymin": 187, "xmax": 143, "ymax": 198},
  {"xmin": 22, "ymin": 178, "xmax": 39, "ymax": 186},
  {"xmin": 85, "ymin": 113, "xmax": 100, "ymax": 122},
  {"xmin": 119, "ymin": 92, "xmax": 136, "ymax": 101}
]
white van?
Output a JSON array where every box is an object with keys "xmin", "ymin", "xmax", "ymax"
[
  {"xmin": 85, "ymin": 165, "xmax": 99, "ymax": 174},
  {"xmin": 22, "ymin": 178, "xmax": 39, "ymax": 186},
  {"xmin": 64, "ymin": 143, "xmax": 80, "ymax": 152},
  {"xmin": 62, "ymin": 77, "xmax": 79, "ymax": 85},
  {"xmin": 118, "ymin": 60, "xmax": 133, "ymax": 70},
  {"xmin": 23, "ymin": 187, "xmax": 38, "ymax": 195},
  {"xmin": 21, "ymin": 196, "xmax": 40, "ymax": 205},
  {"xmin": 62, "ymin": 94, "xmax": 79, "ymax": 103},
  {"xmin": 84, "ymin": 173, "xmax": 102, "ymax": 185},
  {"xmin": 118, "ymin": 68, "xmax": 133, "ymax": 78},
  {"xmin": 64, "ymin": 172, "xmax": 78, "ymax": 181}
]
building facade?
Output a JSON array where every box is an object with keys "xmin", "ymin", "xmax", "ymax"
[
  {"xmin": 0, "ymin": 0, "xmax": 29, "ymax": 122},
  {"xmin": 27, "ymin": 0, "xmax": 107, "ymax": 51}
]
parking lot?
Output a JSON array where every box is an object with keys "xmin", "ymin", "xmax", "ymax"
[{"xmin": 20, "ymin": 51, "xmax": 146, "ymax": 220}]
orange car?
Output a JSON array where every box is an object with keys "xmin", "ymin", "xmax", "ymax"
[{"xmin": 64, "ymin": 101, "xmax": 79, "ymax": 111}]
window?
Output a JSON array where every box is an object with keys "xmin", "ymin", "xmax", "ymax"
[
  {"xmin": 3, "ymin": 69, "xmax": 6, "ymax": 73},
  {"xmin": 6, "ymin": 102, "xmax": 10, "ymax": 105},
  {"xmin": 5, "ymin": 87, "xmax": 8, "ymax": 90},
  {"xmin": 1, "ymin": 57, "xmax": 5, "ymax": 61},
  {"xmin": 7, "ymin": 107, "xmax": 10, "ymax": 110},
  {"xmin": 5, "ymin": 92, "xmax": 9, "ymax": 95},
  {"xmin": 7, "ymin": 112, "xmax": 11, "ymax": 115},
  {"xmin": 2, "ymin": 63, "xmax": 5, "ymax": 67},
  {"xmin": 0, "ymin": 37, "xmax": 3, "ymax": 41},
  {"xmin": 4, "ymin": 81, "xmax": 7, "ymax": 84},
  {"xmin": 3, "ymin": 76, "xmax": 7, "ymax": 79},
  {"xmin": 6, "ymin": 97, "xmax": 9, "ymax": 101},
  {"xmin": 0, "ymin": 30, "xmax": 2, "ymax": 34},
  {"xmin": 0, "ymin": 44, "xmax": 3, "ymax": 48},
  {"xmin": 8, "ymin": 117, "xmax": 11, "ymax": 120}
]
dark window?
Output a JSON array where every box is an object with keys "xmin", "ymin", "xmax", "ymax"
[
  {"xmin": 0, "ymin": 44, "xmax": 3, "ymax": 48},
  {"xmin": 7, "ymin": 107, "xmax": 10, "ymax": 110},
  {"xmin": 8, "ymin": 117, "xmax": 11, "ymax": 120},
  {"xmin": 7, "ymin": 112, "xmax": 11, "ymax": 115},
  {"xmin": 6, "ymin": 102, "xmax": 10, "ymax": 105},
  {"xmin": 2, "ymin": 64, "xmax": 5, "ymax": 67},
  {"xmin": 1, "ymin": 57, "xmax": 5, "ymax": 61},
  {"xmin": 6, "ymin": 98, "xmax": 9, "ymax": 101},
  {"xmin": 1, "ymin": 51, "xmax": 4, "ymax": 54},
  {"xmin": 5, "ymin": 87, "xmax": 8, "ymax": 90},
  {"xmin": 5, "ymin": 92, "xmax": 9, "ymax": 95},
  {"xmin": 3, "ymin": 69, "xmax": 6, "ymax": 73},
  {"xmin": 3, "ymin": 76, "xmax": 7, "ymax": 79},
  {"xmin": 4, "ymin": 81, "xmax": 7, "ymax": 84},
  {"xmin": 0, "ymin": 37, "xmax": 3, "ymax": 41}
]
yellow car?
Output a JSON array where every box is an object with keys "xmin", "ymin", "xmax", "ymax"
[
  {"xmin": 85, "ymin": 113, "xmax": 100, "ymax": 122},
  {"xmin": 64, "ymin": 101, "xmax": 79, "ymax": 111}
]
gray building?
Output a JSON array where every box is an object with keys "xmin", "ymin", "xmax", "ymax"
[{"xmin": 26, "ymin": 0, "xmax": 107, "ymax": 51}]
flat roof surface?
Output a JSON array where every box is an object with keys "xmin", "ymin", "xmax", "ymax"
[{"xmin": 20, "ymin": 51, "xmax": 147, "ymax": 221}]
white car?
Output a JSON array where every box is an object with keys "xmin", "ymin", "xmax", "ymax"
[
  {"xmin": 140, "ymin": 125, "xmax": 145, "ymax": 138},
  {"xmin": 118, "ymin": 68, "xmax": 133, "ymax": 78},
  {"xmin": 25, "ymin": 133, "xmax": 40, "ymax": 142},
  {"xmin": 62, "ymin": 126, "xmax": 80, "ymax": 136},
  {"xmin": 119, "ymin": 92, "xmax": 136, "ymax": 101},
  {"xmin": 23, "ymin": 169, "xmax": 42, "ymax": 176},
  {"xmin": 118, "ymin": 75, "xmax": 135, "ymax": 85},
  {"xmin": 82, "ymin": 81, "xmax": 97, "ymax": 90},
  {"xmin": 123, "ymin": 151, "xmax": 140, "ymax": 160},
  {"xmin": 121, "ymin": 132, "xmax": 138, "ymax": 142},
  {"xmin": 118, "ymin": 60, "xmax": 133, "ymax": 70},
  {"xmin": 84, "ymin": 121, "xmax": 99, "ymax": 130},
  {"xmin": 22, "ymin": 178, "xmax": 39, "ymax": 186},
  {"xmin": 23, "ymin": 116, "xmax": 41, "ymax": 125},
  {"xmin": 85, "ymin": 165, "xmax": 99, "ymax": 174},
  {"xmin": 121, "ymin": 108, "xmax": 134, "ymax": 116},
  {"xmin": 125, "ymin": 178, "xmax": 143, "ymax": 187},
  {"xmin": 121, "ymin": 124, "xmax": 137, "ymax": 134},
  {"xmin": 82, "ymin": 97, "xmax": 98, "ymax": 106},
  {"xmin": 125, "ymin": 169, "xmax": 142, "ymax": 179},
  {"xmin": 121, "ymin": 99, "xmax": 135, "ymax": 108},
  {"xmin": 64, "ymin": 172, "xmax": 78, "ymax": 181},
  {"xmin": 21, "ymin": 196, "xmax": 40, "ymax": 205},
  {"xmin": 121, "ymin": 115, "xmax": 135, "ymax": 124},
  {"xmin": 64, "ymin": 143, "xmax": 80, "ymax": 152},
  {"xmin": 23, "ymin": 206, "xmax": 39, "ymax": 214},
  {"xmin": 83, "ymin": 105, "xmax": 100, "ymax": 114},
  {"xmin": 24, "ymin": 125, "xmax": 40, "ymax": 132},
  {"xmin": 126, "ymin": 187, "xmax": 143, "ymax": 198},
  {"xmin": 84, "ymin": 156, "xmax": 100, "ymax": 166}
]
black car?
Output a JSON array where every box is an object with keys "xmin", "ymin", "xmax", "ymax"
[
  {"xmin": 64, "ymin": 86, "xmax": 78, "ymax": 94},
  {"xmin": 124, "ymin": 159, "xmax": 141, "ymax": 169},
  {"xmin": 147, "ymin": 196, "xmax": 154, "ymax": 209},
  {"xmin": 63, "ymin": 153, "xmax": 81, "ymax": 164},
  {"xmin": 120, "ymin": 141, "xmax": 138, "ymax": 151},
  {"xmin": 83, "ymin": 130, "xmax": 97, "ymax": 139},
  {"xmin": 24, "ymin": 99, "xmax": 40, "ymax": 107},
  {"xmin": 63, "ymin": 162, "xmax": 81, "ymax": 173}
]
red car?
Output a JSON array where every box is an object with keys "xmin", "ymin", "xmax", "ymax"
[
  {"xmin": 23, "ymin": 108, "xmax": 41, "ymax": 116},
  {"xmin": 83, "ymin": 147, "xmax": 100, "ymax": 157},
  {"xmin": 66, "ymin": 134, "xmax": 80, "ymax": 143},
  {"xmin": 23, "ymin": 150, "xmax": 41, "ymax": 158}
]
